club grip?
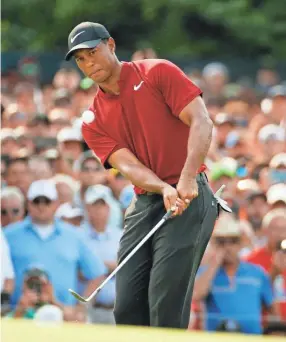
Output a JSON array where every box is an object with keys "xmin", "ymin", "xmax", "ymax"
[{"xmin": 163, "ymin": 209, "xmax": 173, "ymax": 221}]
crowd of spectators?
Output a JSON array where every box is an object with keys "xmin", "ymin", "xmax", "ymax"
[{"xmin": 1, "ymin": 51, "xmax": 286, "ymax": 335}]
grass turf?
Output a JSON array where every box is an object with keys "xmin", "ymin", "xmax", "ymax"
[{"xmin": 2, "ymin": 320, "xmax": 284, "ymax": 342}]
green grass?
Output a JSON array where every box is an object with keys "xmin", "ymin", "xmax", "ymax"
[{"xmin": 2, "ymin": 320, "xmax": 283, "ymax": 342}]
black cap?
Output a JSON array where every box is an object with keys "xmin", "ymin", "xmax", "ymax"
[{"xmin": 65, "ymin": 22, "xmax": 110, "ymax": 61}]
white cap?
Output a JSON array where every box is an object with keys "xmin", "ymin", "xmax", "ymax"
[
  {"xmin": 27, "ymin": 179, "xmax": 58, "ymax": 201},
  {"xmin": 213, "ymin": 214, "xmax": 241, "ymax": 237},
  {"xmin": 34, "ymin": 305, "xmax": 63, "ymax": 323},
  {"xmin": 270, "ymin": 153, "xmax": 286, "ymax": 168},
  {"xmin": 55, "ymin": 202, "xmax": 83, "ymax": 219},
  {"xmin": 57, "ymin": 127, "xmax": 82, "ymax": 143},
  {"xmin": 85, "ymin": 185, "xmax": 112, "ymax": 205},
  {"xmin": 267, "ymin": 183, "xmax": 286, "ymax": 205},
  {"xmin": 258, "ymin": 124, "xmax": 285, "ymax": 142}
]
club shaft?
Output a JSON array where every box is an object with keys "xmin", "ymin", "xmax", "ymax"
[{"xmin": 86, "ymin": 213, "xmax": 171, "ymax": 302}]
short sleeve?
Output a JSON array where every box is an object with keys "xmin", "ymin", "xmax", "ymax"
[
  {"xmin": 82, "ymin": 122, "xmax": 123, "ymax": 169},
  {"xmin": 152, "ymin": 60, "xmax": 202, "ymax": 117},
  {"xmin": 260, "ymin": 269, "xmax": 273, "ymax": 308}
]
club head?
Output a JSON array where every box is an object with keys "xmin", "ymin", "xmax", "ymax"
[{"xmin": 68, "ymin": 289, "xmax": 88, "ymax": 303}]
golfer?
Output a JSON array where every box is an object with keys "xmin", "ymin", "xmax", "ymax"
[{"xmin": 66, "ymin": 22, "xmax": 218, "ymax": 328}]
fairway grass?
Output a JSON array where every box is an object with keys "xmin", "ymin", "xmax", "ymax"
[{"xmin": 1, "ymin": 319, "xmax": 284, "ymax": 342}]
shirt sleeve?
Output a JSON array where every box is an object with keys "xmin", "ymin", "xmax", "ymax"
[
  {"xmin": 1, "ymin": 231, "xmax": 15, "ymax": 290},
  {"xmin": 152, "ymin": 59, "xmax": 202, "ymax": 117},
  {"xmin": 82, "ymin": 123, "xmax": 123, "ymax": 169},
  {"xmin": 260, "ymin": 268, "xmax": 274, "ymax": 308},
  {"xmin": 77, "ymin": 234, "xmax": 108, "ymax": 280}
]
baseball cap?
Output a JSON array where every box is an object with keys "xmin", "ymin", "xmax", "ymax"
[
  {"xmin": 258, "ymin": 124, "xmax": 285, "ymax": 142},
  {"xmin": 55, "ymin": 202, "xmax": 83, "ymax": 219},
  {"xmin": 267, "ymin": 183, "xmax": 286, "ymax": 205},
  {"xmin": 85, "ymin": 184, "xmax": 112, "ymax": 205},
  {"xmin": 210, "ymin": 157, "xmax": 237, "ymax": 181},
  {"xmin": 270, "ymin": 153, "xmax": 286, "ymax": 168},
  {"xmin": 24, "ymin": 267, "xmax": 49, "ymax": 282},
  {"xmin": 27, "ymin": 179, "xmax": 58, "ymax": 201},
  {"xmin": 214, "ymin": 113, "xmax": 234, "ymax": 126},
  {"xmin": 65, "ymin": 22, "xmax": 111, "ymax": 61},
  {"xmin": 213, "ymin": 215, "xmax": 241, "ymax": 237},
  {"xmin": 57, "ymin": 127, "xmax": 82, "ymax": 143}
]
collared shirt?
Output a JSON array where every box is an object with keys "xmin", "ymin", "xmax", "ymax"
[
  {"xmin": 197, "ymin": 261, "xmax": 273, "ymax": 334},
  {"xmin": 80, "ymin": 223, "xmax": 122, "ymax": 306},
  {"xmin": 82, "ymin": 59, "xmax": 203, "ymax": 194},
  {"xmin": 4, "ymin": 217, "xmax": 107, "ymax": 307}
]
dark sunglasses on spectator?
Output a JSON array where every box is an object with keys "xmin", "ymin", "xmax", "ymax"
[
  {"xmin": 81, "ymin": 166, "xmax": 101, "ymax": 172},
  {"xmin": 215, "ymin": 237, "xmax": 240, "ymax": 246},
  {"xmin": 32, "ymin": 197, "xmax": 52, "ymax": 205},
  {"xmin": 1, "ymin": 208, "xmax": 21, "ymax": 216}
]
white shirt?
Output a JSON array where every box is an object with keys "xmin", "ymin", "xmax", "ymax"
[
  {"xmin": 0, "ymin": 230, "xmax": 15, "ymax": 292},
  {"xmin": 33, "ymin": 223, "xmax": 55, "ymax": 239}
]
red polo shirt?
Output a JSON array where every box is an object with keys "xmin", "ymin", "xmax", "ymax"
[{"xmin": 82, "ymin": 59, "xmax": 203, "ymax": 193}]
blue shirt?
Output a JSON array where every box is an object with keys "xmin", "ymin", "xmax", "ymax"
[
  {"xmin": 80, "ymin": 224, "xmax": 122, "ymax": 305},
  {"xmin": 197, "ymin": 261, "xmax": 273, "ymax": 334},
  {"xmin": 4, "ymin": 217, "xmax": 107, "ymax": 307}
]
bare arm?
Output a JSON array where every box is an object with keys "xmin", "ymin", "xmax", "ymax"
[
  {"xmin": 108, "ymin": 148, "xmax": 167, "ymax": 194},
  {"xmin": 179, "ymin": 96, "xmax": 213, "ymax": 178}
]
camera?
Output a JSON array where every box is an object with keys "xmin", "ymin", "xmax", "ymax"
[{"xmin": 24, "ymin": 268, "xmax": 49, "ymax": 295}]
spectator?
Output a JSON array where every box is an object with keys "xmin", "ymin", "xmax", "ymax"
[
  {"xmin": 1, "ymin": 129, "xmax": 19, "ymax": 156},
  {"xmin": 53, "ymin": 174, "xmax": 79, "ymax": 205},
  {"xmin": 107, "ymin": 169, "xmax": 134, "ymax": 211},
  {"xmin": 4, "ymin": 179, "xmax": 107, "ymax": 321},
  {"xmin": 28, "ymin": 156, "xmax": 54, "ymax": 180},
  {"xmin": 57, "ymin": 127, "xmax": 84, "ymax": 162},
  {"xmin": 55, "ymin": 202, "xmax": 84, "ymax": 227},
  {"xmin": 268, "ymin": 153, "xmax": 286, "ymax": 185},
  {"xmin": 1, "ymin": 187, "xmax": 26, "ymax": 228},
  {"xmin": 8, "ymin": 267, "xmax": 62, "ymax": 320},
  {"xmin": 1, "ymin": 230, "xmax": 15, "ymax": 316},
  {"xmin": 82, "ymin": 185, "xmax": 122, "ymax": 324},
  {"xmin": 267, "ymin": 183, "xmax": 286, "ymax": 209},
  {"xmin": 193, "ymin": 214, "xmax": 275, "ymax": 334},
  {"xmin": 272, "ymin": 240, "xmax": 286, "ymax": 322},
  {"xmin": 5, "ymin": 158, "xmax": 33, "ymax": 196},
  {"xmin": 73, "ymin": 152, "xmax": 123, "ymax": 229},
  {"xmin": 246, "ymin": 208, "xmax": 286, "ymax": 277}
]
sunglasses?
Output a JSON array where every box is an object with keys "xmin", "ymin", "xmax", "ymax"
[
  {"xmin": 1, "ymin": 208, "xmax": 21, "ymax": 216},
  {"xmin": 215, "ymin": 237, "xmax": 240, "ymax": 246},
  {"xmin": 32, "ymin": 197, "xmax": 52, "ymax": 205},
  {"xmin": 81, "ymin": 166, "xmax": 101, "ymax": 173}
]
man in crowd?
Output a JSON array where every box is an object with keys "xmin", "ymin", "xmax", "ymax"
[
  {"xmin": 1, "ymin": 186, "xmax": 26, "ymax": 228},
  {"xmin": 193, "ymin": 214, "xmax": 275, "ymax": 334},
  {"xmin": 4, "ymin": 179, "xmax": 107, "ymax": 321},
  {"xmin": 81, "ymin": 185, "xmax": 122, "ymax": 324}
]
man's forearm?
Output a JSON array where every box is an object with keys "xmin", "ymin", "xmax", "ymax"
[
  {"xmin": 109, "ymin": 149, "xmax": 168, "ymax": 194},
  {"xmin": 182, "ymin": 117, "xmax": 213, "ymax": 178}
]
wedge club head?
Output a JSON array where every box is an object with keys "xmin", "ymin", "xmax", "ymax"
[{"xmin": 68, "ymin": 289, "xmax": 88, "ymax": 303}]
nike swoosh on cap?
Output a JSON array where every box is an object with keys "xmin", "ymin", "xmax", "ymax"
[{"xmin": 71, "ymin": 31, "xmax": 85, "ymax": 43}]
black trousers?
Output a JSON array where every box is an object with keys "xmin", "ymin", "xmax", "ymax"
[{"xmin": 114, "ymin": 173, "xmax": 217, "ymax": 328}]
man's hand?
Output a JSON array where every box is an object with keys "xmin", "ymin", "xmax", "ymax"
[
  {"xmin": 40, "ymin": 281, "xmax": 57, "ymax": 305},
  {"xmin": 271, "ymin": 250, "xmax": 286, "ymax": 280},
  {"xmin": 176, "ymin": 175, "xmax": 199, "ymax": 206},
  {"xmin": 161, "ymin": 184, "xmax": 186, "ymax": 216}
]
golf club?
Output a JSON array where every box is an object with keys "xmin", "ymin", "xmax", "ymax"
[
  {"xmin": 69, "ymin": 208, "xmax": 174, "ymax": 303},
  {"xmin": 68, "ymin": 185, "xmax": 230, "ymax": 303}
]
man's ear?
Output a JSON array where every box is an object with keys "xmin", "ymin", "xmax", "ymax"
[{"xmin": 108, "ymin": 38, "xmax": 116, "ymax": 54}]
